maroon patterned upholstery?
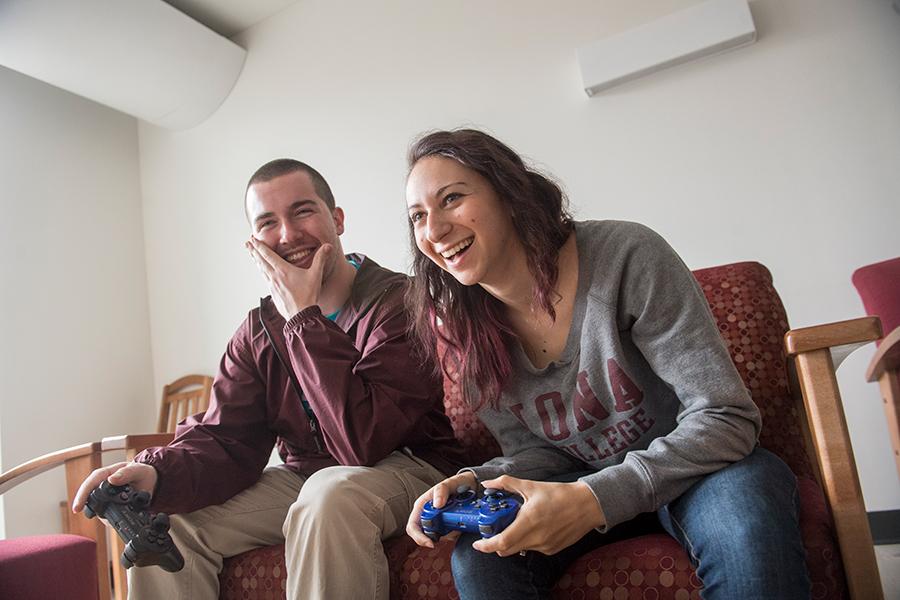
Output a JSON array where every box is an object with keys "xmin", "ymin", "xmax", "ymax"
[
  {"xmin": 220, "ymin": 544, "xmax": 286, "ymax": 600},
  {"xmin": 218, "ymin": 261, "xmax": 848, "ymax": 599}
]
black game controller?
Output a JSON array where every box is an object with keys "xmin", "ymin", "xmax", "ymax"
[{"xmin": 84, "ymin": 481, "xmax": 184, "ymax": 572}]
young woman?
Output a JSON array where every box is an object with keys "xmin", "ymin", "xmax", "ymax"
[{"xmin": 403, "ymin": 129, "xmax": 809, "ymax": 599}]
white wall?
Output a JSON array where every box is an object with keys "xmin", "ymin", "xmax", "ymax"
[
  {"xmin": 137, "ymin": 0, "xmax": 900, "ymax": 510},
  {"xmin": 0, "ymin": 66, "xmax": 156, "ymax": 537}
]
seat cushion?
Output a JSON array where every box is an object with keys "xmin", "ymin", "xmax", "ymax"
[
  {"xmin": 219, "ymin": 477, "xmax": 848, "ymax": 600},
  {"xmin": 219, "ymin": 537, "xmax": 420, "ymax": 600},
  {"xmin": 393, "ymin": 477, "xmax": 844, "ymax": 599},
  {"xmin": 219, "ymin": 544, "xmax": 286, "ymax": 600},
  {"xmin": 0, "ymin": 534, "xmax": 98, "ymax": 600}
]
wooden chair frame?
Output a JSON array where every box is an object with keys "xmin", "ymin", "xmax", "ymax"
[
  {"xmin": 865, "ymin": 326, "xmax": 900, "ymax": 479},
  {"xmin": 784, "ymin": 316, "xmax": 884, "ymax": 599},
  {"xmin": 0, "ymin": 321, "xmax": 887, "ymax": 599},
  {"xmin": 158, "ymin": 375, "xmax": 213, "ymax": 434}
]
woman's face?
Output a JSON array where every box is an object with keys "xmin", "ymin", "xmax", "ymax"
[{"xmin": 406, "ymin": 155, "xmax": 518, "ymax": 288}]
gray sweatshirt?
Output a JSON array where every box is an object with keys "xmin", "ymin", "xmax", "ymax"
[{"xmin": 467, "ymin": 220, "xmax": 761, "ymax": 530}]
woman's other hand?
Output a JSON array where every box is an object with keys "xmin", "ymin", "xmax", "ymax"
[{"xmin": 472, "ymin": 475, "xmax": 606, "ymax": 557}]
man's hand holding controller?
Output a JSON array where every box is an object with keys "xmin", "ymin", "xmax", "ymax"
[
  {"xmin": 72, "ymin": 461, "xmax": 158, "ymax": 514},
  {"xmin": 72, "ymin": 461, "xmax": 185, "ymax": 572}
]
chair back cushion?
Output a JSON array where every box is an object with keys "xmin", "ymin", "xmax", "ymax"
[
  {"xmin": 441, "ymin": 261, "xmax": 814, "ymax": 479},
  {"xmin": 692, "ymin": 262, "xmax": 812, "ymax": 478},
  {"xmin": 852, "ymin": 256, "xmax": 900, "ymax": 341},
  {"xmin": 441, "ymin": 359, "xmax": 503, "ymax": 466}
]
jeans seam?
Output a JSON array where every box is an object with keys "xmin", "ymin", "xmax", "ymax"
[{"xmin": 668, "ymin": 511, "xmax": 704, "ymax": 587}]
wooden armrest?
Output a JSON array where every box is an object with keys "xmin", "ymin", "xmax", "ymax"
[
  {"xmin": 101, "ymin": 433, "xmax": 174, "ymax": 453},
  {"xmin": 784, "ymin": 316, "xmax": 882, "ymax": 366},
  {"xmin": 785, "ymin": 315, "xmax": 885, "ymax": 598},
  {"xmin": 0, "ymin": 441, "xmax": 102, "ymax": 495},
  {"xmin": 867, "ymin": 326, "xmax": 900, "ymax": 382}
]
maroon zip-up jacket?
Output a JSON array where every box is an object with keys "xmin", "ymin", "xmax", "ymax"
[{"xmin": 136, "ymin": 254, "xmax": 465, "ymax": 515}]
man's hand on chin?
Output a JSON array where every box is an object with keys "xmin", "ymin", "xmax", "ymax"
[{"xmin": 246, "ymin": 237, "xmax": 333, "ymax": 320}]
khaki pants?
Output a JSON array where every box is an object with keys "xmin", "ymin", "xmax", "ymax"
[{"xmin": 129, "ymin": 450, "xmax": 444, "ymax": 600}]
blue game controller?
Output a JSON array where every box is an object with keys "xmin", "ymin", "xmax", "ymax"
[{"xmin": 420, "ymin": 486, "xmax": 521, "ymax": 541}]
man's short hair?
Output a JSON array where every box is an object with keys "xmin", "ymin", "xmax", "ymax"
[{"xmin": 245, "ymin": 159, "xmax": 336, "ymax": 215}]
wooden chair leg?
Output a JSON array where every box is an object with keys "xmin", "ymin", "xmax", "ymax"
[
  {"xmin": 110, "ymin": 533, "xmax": 128, "ymax": 600},
  {"xmin": 877, "ymin": 371, "xmax": 900, "ymax": 480},
  {"xmin": 794, "ymin": 349, "xmax": 884, "ymax": 600},
  {"xmin": 59, "ymin": 499, "xmax": 72, "ymax": 533}
]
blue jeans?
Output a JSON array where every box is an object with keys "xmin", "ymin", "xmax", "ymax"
[{"xmin": 451, "ymin": 447, "xmax": 810, "ymax": 600}]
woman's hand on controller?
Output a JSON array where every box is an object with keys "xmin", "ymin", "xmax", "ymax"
[
  {"xmin": 405, "ymin": 471, "xmax": 477, "ymax": 548},
  {"xmin": 72, "ymin": 461, "xmax": 158, "ymax": 513},
  {"xmin": 471, "ymin": 475, "xmax": 606, "ymax": 557}
]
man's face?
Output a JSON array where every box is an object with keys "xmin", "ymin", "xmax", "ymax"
[{"xmin": 246, "ymin": 170, "xmax": 345, "ymax": 278}]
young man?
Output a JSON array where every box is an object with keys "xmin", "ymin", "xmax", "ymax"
[{"xmin": 73, "ymin": 159, "xmax": 465, "ymax": 599}]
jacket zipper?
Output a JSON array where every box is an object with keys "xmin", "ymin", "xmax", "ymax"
[{"xmin": 259, "ymin": 301, "xmax": 325, "ymax": 454}]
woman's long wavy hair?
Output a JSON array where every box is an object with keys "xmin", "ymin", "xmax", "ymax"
[{"xmin": 406, "ymin": 129, "xmax": 573, "ymax": 409}]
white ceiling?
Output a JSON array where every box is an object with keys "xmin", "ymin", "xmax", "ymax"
[{"xmin": 163, "ymin": 0, "xmax": 300, "ymax": 38}]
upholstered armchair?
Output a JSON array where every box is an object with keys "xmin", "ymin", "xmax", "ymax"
[
  {"xmin": 0, "ymin": 261, "xmax": 885, "ymax": 600},
  {"xmin": 0, "ymin": 443, "xmax": 108, "ymax": 599},
  {"xmin": 0, "ymin": 375, "xmax": 212, "ymax": 600},
  {"xmin": 852, "ymin": 257, "xmax": 900, "ymax": 479},
  {"xmin": 218, "ymin": 261, "xmax": 884, "ymax": 600}
]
